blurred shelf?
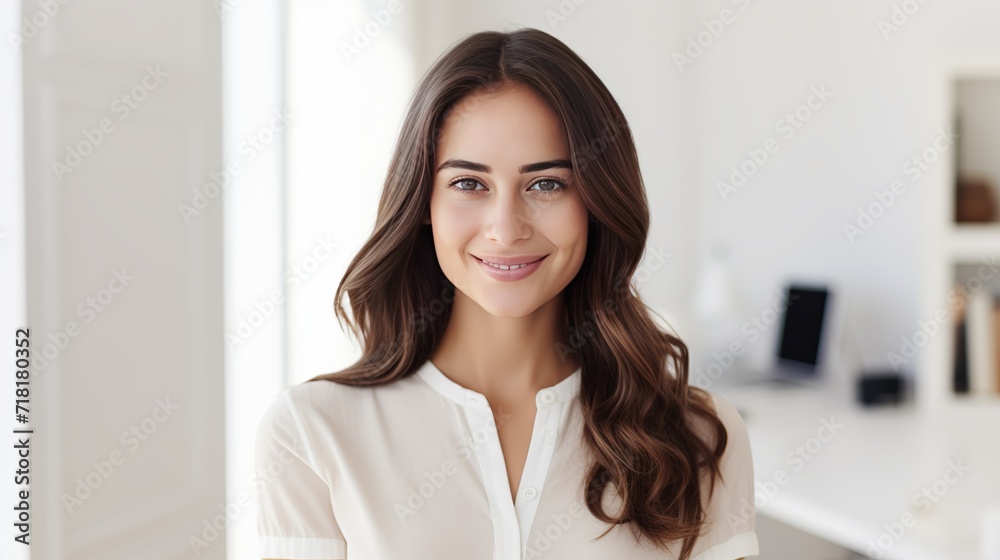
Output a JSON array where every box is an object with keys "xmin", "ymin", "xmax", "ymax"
[
  {"xmin": 947, "ymin": 222, "xmax": 1000, "ymax": 261},
  {"xmin": 949, "ymin": 392, "xmax": 1000, "ymax": 407}
]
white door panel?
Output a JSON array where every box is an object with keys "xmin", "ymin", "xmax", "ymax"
[{"xmin": 22, "ymin": 1, "xmax": 225, "ymax": 558}]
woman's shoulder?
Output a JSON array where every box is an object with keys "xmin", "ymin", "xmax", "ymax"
[
  {"xmin": 683, "ymin": 388, "xmax": 755, "ymax": 507},
  {"xmin": 686, "ymin": 389, "xmax": 760, "ymax": 558},
  {"xmin": 287, "ymin": 376, "xmax": 366, "ymax": 411},
  {"xmin": 259, "ymin": 371, "xmax": 427, "ymax": 433},
  {"xmin": 687, "ymin": 388, "xmax": 751, "ymax": 455},
  {"xmin": 707, "ymin": 391, "xmax": 750, "ymax": 441},
  {"xmin": 255, "ymin": 377, "xmax": 380, "ymax": 461},
  {"xmin": 707, "ymin": 391, "xmax": 754, "ymax": 480}
]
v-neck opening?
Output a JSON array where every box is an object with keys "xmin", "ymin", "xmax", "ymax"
[
  {"xmin": 506, "ymin": 404, "xmax": 540, "ymax": 509},
  {"xmin": 415, "ymin": 358, "xmax": 579, "ymax": 559}
]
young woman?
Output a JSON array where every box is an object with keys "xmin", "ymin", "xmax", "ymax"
[{"xmin": 257, "ymin": 27, "xmax": 759, "ymax": 560}]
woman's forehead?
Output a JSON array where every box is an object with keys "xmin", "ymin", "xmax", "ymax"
[{"xmin": 436, "ymin": 87, "xmax": 569, "ymax": 166}]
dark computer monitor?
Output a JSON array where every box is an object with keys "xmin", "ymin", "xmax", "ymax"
[{"xmin": 775, "ymin": 285, "xmax": 830, "ymax": 372}]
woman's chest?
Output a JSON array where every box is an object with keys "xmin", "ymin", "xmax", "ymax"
[{"xmin": 314, "ymin": 399, "xmax": 681, "ymax": 559}]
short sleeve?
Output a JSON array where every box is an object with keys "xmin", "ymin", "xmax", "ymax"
[
  {"xmin": 255, "ymin": 388, "xmax": 347, "ymax": 559},
  {"xmin": 690, "ymin": 393, "xmax": 760, "ymax": 560}
]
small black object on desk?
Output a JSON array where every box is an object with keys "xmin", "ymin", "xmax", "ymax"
[{"xmin": 857, "ymin": 371, "xmax": 905, "ymax": 406}]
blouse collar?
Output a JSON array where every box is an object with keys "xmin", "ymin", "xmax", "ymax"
[{"xmin": 416, "ymin": 358, "xmax": 581, "ymax": 409}]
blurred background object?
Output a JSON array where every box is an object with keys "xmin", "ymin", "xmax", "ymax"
[
  {"xmin": 954, "ymin": 77, "xmax": 1000, "ymax": 224},
  {"xmin": 955, "ymin": 175, "xmax": 997, "ymax": 223}
]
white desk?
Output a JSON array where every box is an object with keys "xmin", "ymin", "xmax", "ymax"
[{"xmin": 709, "ymin": 383, "xmax": 1000, "ymax": 560}]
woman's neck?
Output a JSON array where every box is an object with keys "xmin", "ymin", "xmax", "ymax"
[{"xmin": 429, "ymin": 291, "xmax": 580, "ymax": 403}]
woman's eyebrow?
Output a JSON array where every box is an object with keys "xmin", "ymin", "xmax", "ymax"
[{"xmin": 436, "ymin": 159, "xmax": 573, "ymax": 174}]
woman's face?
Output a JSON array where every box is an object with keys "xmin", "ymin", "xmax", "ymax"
[{"xmin": 426, "ymin": 83, "xmax": 590, "ymax": 318}]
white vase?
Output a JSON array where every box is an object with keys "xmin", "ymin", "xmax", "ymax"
[{"xmin": 690, "ymin": 241, "xmax": 745, "ymax": 385}]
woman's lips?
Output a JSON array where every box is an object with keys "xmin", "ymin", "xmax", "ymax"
[{"xmin": 473, "ymin": 254, "xmax": 547, "ymax": 281}]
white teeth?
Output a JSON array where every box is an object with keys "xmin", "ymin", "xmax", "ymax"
[{"xmin": 482, "ymin": 259, "xmax": 529, "ymax": 270}]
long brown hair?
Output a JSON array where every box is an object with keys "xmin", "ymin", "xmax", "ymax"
[{"xmin": 308, "ymin": 27, "xmax": 728, "ymax": 559}]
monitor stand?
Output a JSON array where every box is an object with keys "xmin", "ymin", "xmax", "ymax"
[{"xmin": 721, "ymin": 361, "xmax": 822, "ymax": 390}]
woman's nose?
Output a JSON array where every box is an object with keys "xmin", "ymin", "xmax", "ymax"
[{"xmin": 484, "ymin": 189, "xmax": 538, "ymax": 244}]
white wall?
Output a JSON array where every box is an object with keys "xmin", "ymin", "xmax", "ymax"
[
  {"xmin": 420, "ymin": 0, "xmax": 1000, "ymax": 387},
  {"xmin": 685, "ymin": 0, "xmax": 1000, "ymax": 379},
  {"xmin": 284, "ymin": 0, "xmax": 419, "ymax": 383},
  {"xmin": 1, "ymin": 2, "xmax": 26, "ymax": 558},
  {"xmin": 220, "ymin": 2, "xmax": 286, "ymax": 559}
]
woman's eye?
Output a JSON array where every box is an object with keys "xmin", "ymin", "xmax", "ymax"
[
  {"xmin": 530, "ymin": 179, "xmax": 565, "ymax": 194},
  {"xmin": 448, "ymin": 177, "xmax": 566, "ymax": 195},
  {"xmin": 456, "ymin": 179, "xmax": 482, "ymax": 191}
]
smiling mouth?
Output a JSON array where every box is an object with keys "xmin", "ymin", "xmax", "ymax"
[{"xmin": 473, "ymin": 255, "xmax": 546, "ymax": 270}]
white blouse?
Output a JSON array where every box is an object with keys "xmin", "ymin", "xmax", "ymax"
[{"xmin": 255, "ymin": 359, "xmax": 760, "ymax": 559}]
